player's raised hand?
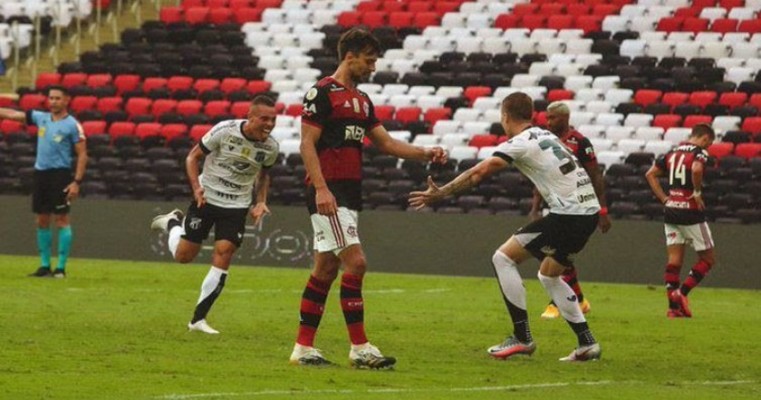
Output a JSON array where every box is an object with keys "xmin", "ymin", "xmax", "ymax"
[
  {"xmin": 409, "ymin": 176, "xmax": 443, "ymax": 210},
  {"xmin": 315, "ymin": 187, "xmax": 337, "ymax": 216},
  {"xmin": 194, "ymin": 186, "xmax": 206, "ymax": 208},
  {"xmin": 250, "ymin": 202, "xmax": 270, "ymax": 226},
  {"xmin": 427, "ymin": 146, "xmax": 448, "ymax": 164}
]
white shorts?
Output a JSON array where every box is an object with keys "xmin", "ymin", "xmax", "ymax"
[
  {"xmin": 310, "ymin": 207, "xmax": 360, "ymax": 254},
  {"xmin": 664, "ymin": 222, "xmax": 714, "ymax": 252}
]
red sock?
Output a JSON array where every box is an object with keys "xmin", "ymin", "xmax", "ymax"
[
  {"xmin": 297, "ymin": 275, "xmax": 331, "ymax": 347},
  {"xmin": 681, "ymin": 260, "xmax": 712, "ymax": 296},
  {"xmin": 340, "ymin": 273, "xmax": 367, "ymax": 345},
  {"xmin": 561, "ymin": 266, "xmax": 584, "ymax": 303},
  {"xmin": 664, "ymin": 264, "xmax": 681, "ymax": 308}
]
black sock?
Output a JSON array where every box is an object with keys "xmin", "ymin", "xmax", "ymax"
[
  {"xmin": 505, "ymin": 300, "xmax": 533, "ymax": 343},
  {"xmin": 568, "ymin": 321, "xmax": 596, "ymax": 346}
]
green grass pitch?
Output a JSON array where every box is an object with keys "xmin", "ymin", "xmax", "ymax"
[{"xmin": 1, "ymin": 255, "xmax": 759, "ymax": 400}]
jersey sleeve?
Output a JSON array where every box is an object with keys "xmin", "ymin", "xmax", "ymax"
[
  {"xmin": 493, "ymin": 135, "xmax": 529, "ymax": 163},
  {"xmin": 301, "ymin": 84, "xmax": 332, "ymax": 129},
  {"xmin": 72, "ymin": 121, "xmax": 85, "ymax": 144},
  {"xmin": 576, "ymin": 136, "xmax": 598, "ymax": 167},
  {"xmin": 365, "ymin": 96, "xmax": 381, "ymax": 130},
  {"xmin": 694, "ymin": 148, "xmax": 709, "ymax": 165},
  {"xmin": 263, "ymin": 141, "xmax": 280, "ymax": 168},
  {"xmin": 25, "ymin": 110, "xmax": 43, "ymax": 126},
  {"xmin": 200, "ymin": 122, "xmax": 226, "ymax": 154},
  {"xmin": 654, "ymin": 153, "xmax": 667, "ymax": 171}
]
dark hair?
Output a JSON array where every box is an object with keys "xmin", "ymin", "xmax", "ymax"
[
  {"xmin": 251, "ymin": 94, "xmax": 276, "ymax": 108},
  {"xmin": 47, "ymin": 85, "xmax": 70, "ymax": 97},
  {"xmin": 337, "ymin": 28, "xmax": 381, "ymax": 61},
  {"xmin": 691, "ymin": 123, "xmax": 715, "ymax": 140},
  {"xmin": 501, "ymin": 92, "xmax": 534, "ymax": 122}
]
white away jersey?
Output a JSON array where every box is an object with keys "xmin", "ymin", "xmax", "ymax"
[
  {"xmin": 493, "ymin": 127, "xmax": 600, "ymax": 215},
  {"xmin": 199, "ymin": 120, "xmax": 279, "ymax": 208}
]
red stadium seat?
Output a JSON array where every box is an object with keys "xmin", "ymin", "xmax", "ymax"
[
  {"xmin": 738, "ymin": 19, "xmax": 761, "ymax": 34},
  {"xmin": 683, "ymin": 115, "xmax": 712, "ymax": 128},
  {"xmin": 423, "ymin": 107, "xmax": 452, "ymax": 125},
  {"xmin": 207, "ymin": 0, "xmax": 229, "ymax": 8},
  {"xmin": 381, "ymin": 1, "xmax": 405, "ymax": 12},
  {"xmin": 512, "ymin": 3, "xmax": 538, "ymax": 17},
  {"xmin": 255, "ymin": 0, "xmax": 283, "ymax": 8},
  {"xmin": 81, "ymin": 121, "xmax": 107, "ymax": 136},
  {"xmin": 494, "ymin": 14, "xmax": 519, "ymax": 30},
  {"xmin": 719, "ymin": 0, "xmax": 745, "ymax": 8},
  {"xmin": 167, "ymin": 76, "xmax": 194, "ymax": 92},
  {"xmin": 142, "ymin": 77, "xmax": 168, "ymax": 93},
  {"xmin": 688, "ymin": 91, "xmax": 718, "ymax": 109},
  {"xmin": 220, "ymin": 78, "xmax": 247, "ymax": 94},
  {"xmin": 356, "ymin": 1, "xmax": 381, "ymax": 12},
  {"xmin": 70, "ymin": 96, "xmax": 98, "ymax": 113},
  {"xmin": 521, "ymin": 15, "xmax": 547, "ymax": 30},
  {"xmin": 230, "ymin": 101, "xmax": 251, "ymax": 118},
  {"xmin": 547, "ymin": 89, "xmax": 574, "ymax": 102},
  {"xmin": 749, "ymin": 94, "xmax": 761, "ymax": 109},
  {"xmin": 395, "ymin": 107, "xmax": 422, "ymax": 124},
  {"xmin": 35, "ymin": 72, "xmax": 61, "ymax": 89},
  {"xmin": 634, "ymin": 90, "xmax": 663, "ymax": 107},
  {"xmin": 177, "ymin": 100, "xmax": 203, "ymax": 116},
  {"xmin": 539, "ymin": 4, "xmax": 565, "ymax": 16},
  {"xmin": 19, "ymin": 93, "xmax": 47, "ymax": 110},
  {"xmin": 61, "ymin": 73, "xmax": 88, "ymax": 88},
  {"xmin": 193, "ymin": 78, "xmax": 220, "ymax": 94},
  {"xmin": 361, "ymin": 12, "xmax": 388, "ymax": 28},
  {"xmin": 389, "ymin": 12, "xmax": 414, "ymax": 29},
  {"xmin": 209, "ymin": 7, "xmax": 233, "ymax": 24},
  {"xmin": 653, "ymin": 114, "xmax": 683, "ymax": 130},
  {"xmin": 374, "ymin": 105, "xmax": 395, "ymax": 121},
  {"xmin": 575, "ymin": 15, "xmax": 603, "ymax": 33},
  {"xmin": 567, "ymin": 4, "xmax": 591, "ymax": 17},
  {"xmin": 185, "ymin": 7, "xmax": 210, "ymax": 25},
  {"xmin": 285, "ymin": 103, "xmax": 303, "ymax": 117},
  {"xmin": 682, "ymin": 18, "xmax": 709, "ymax": 33},
  {"xmin": 233, "ymin": 7, "xmax": 262, "ymax": 23},
  {"xmin": 97, "ymin": 97, "xmax": 123, "ymax": 113},
  {"xmin": 337, "ymin": 11, "xmax": 361, "ymax": 27},
  {"xmin": 204, "ymin": 100, "xmax": 231, "ymax": 117},
  {"xmin": 741, "ymin": 117, "xmax": 761, "ymax": 134},
  {"xmin": 407, "ymin": 1, "xmax": 433, "ymax": 13},
  {"xmin": 592, "ymin": 4, "xmax": 620, "ymax": 16},
  {"xmin": 159, "ymin": 7, "xmax": 184, "ymax": 24},
  {"xmin": 718, "ymin": 92, "xmax": 748, "ymax": 108},
  {"xmin": 692, "ymin": 0, "xmax": 717, "ymax": 8},
  {"xmin": 190, "ymin": 124, "xmax": 213, "ymax": 141},
  {"xmin": 463, "ymin": 86, "xmax": 492, "ymax": 105},
  {"xmin": 547, "ymin": 15, "xmax": 573, "ymax": 30},
  {"xmin": 135, "ymin": 122, "xmax": 162, "ymax": 140},
  {"xmin": 229, "ymin": 0, "xmax": 252, "ymax": 10},
  {"xmin": 125, "ymin": 97, "xmax": 153, "ymax": 117},
  {"xmin": 708, "ymin": 142, "xmax": 734, "ymax": 159},
  {"xmin": 662, "ymin": 92, "xmax": 690, "ymax": 109},
  {"xmin": 413, "ymin": 12, "xmax": 441, "ymax": 28},
  {"xmin": 734, "ymin": 143, "xmax": 761, "ymax": 159},
  {"xmin": 534, "ymin": 111, "xmax": 548, "ymax": 127},
  {"xmin": 151, "ymin": 99, "xmax": 177, "ymax": 116},
  {"xmin": 434, "ymin": 1, "xmax": 460, "ymax": 14},
  {"xmin": 247, "ymin": 80, "xmax": 271, "ymax": 94},
  {"xmin": 657, "ymin": 17, "xmax": 684, "ymax": 33},
  {"xmin": 674, "ymin": 7, "xmax": 701, "ymax": 18},
  {"xmin": 182, "ymin": 0, "xmax": 204, "ymax": 9},
  {"xmin": 108, "ymin": 122, "xmax": 136, "ymax": 139},
  {"xmin": 0, "ymin": 119, "xmax": 25, "ymax": 133},
  {"xmin": 161, "ymin": 123, "xmax": 189, "ymax": 142},
  {"xmin": 469, "ymin": 134, "xmax": 498, "ymax": 148},
  {"xmin": 113, "ymin": 74, "xmax": 141, "ymax": 94},
  {"xmin": 711, "ymin": 18, "xmax": 738, "ymax": 34},
  {"xmin": 86, "ymin": 74, "xmax": 112, "ymax": 88}
]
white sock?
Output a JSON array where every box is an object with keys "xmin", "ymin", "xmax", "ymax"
[
  {"xmin": 492, "ymin": 251, "xmax": 526, "ymax": 310},
  {"xmin": 168, "ymin": 226, "xmax": 182, "ymax": 258},
  {"xmin": 537, "ymin": 272, "xmax": 585, "ymax": 324},
  {"xmin": 198, "ymin": 266, "xmax": 227, "ymax": 305}
]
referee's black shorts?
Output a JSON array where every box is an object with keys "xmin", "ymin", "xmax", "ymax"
[
  {"xmin": 514, "ymin": 213, "xmax": 599, "ymax": 267},
  {"xmin": 32, "ymin": 169, "xmax": 72, "ymax": 214}
]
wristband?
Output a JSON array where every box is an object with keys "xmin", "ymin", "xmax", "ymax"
[
  {"xmin": 598, "ymin": 207, "xmax": 608, "ymax": 216},
  {"xmin": 74, "ymin": 179, "xmax": 82, "ymax": 184}
]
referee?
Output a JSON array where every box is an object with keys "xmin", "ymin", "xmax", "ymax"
[{"xmin": 0, "ymin": 85, "xmax": 88, "ymax": 278}]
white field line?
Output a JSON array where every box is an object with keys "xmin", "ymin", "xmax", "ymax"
[{"xmin": 156, "ymin": 380, "xmax": 757, "ymax": 400}]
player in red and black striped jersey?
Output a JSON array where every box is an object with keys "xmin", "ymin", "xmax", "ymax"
[
  {"xmin": 290, "ymin": 28, "xmax": 447, "ymax": 368},
  {"xmin": 646, "ymin": 124, "xmax": 717, "ymax": 318},
  {"xmin": 530, "ymin": 102, "xmax": 611, "ymax": 320}
]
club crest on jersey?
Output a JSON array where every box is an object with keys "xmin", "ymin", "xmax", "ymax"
[
  {"xmin": 305, "ymin": 88, "xmax": 318, "ymax": 101},
  {"xmin": 255, "ymin": 151, "xmax": 265, "ymax": 162}
]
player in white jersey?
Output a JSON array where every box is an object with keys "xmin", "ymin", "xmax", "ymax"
[
  {"xmin": 151, "ymin": 95, "xmax": 279, "ymax": 334},
  {"xmin": 410, "ymin": 92, "xmax": 602, "ymax": 361}
]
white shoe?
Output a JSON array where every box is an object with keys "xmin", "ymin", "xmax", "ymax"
[
  {"xmin": 289, "ymin": 344, "xmax": 332, "ymax": 366},
  {"xmin": 559, "ymin": 342, "xmax": 601, "ymax": 362},
  {"xmin": 151, "ymin": 209, "xmax": 184, "ymax": 233},
  {"xmin": 187, "ymin": 319, "xmax": 219, "ymax": 334},
  {"xmin": 349, "ymin": 342, "xmax": 396, "ymax": 369}
]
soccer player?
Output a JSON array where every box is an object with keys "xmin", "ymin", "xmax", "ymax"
[
  {"xmin": 529, "ymin": 102, "xmax": 611, "ymax": 319},
  {"xmin": 0, "ymin": 85, "xmax": 88, "ymax": 278},
  {"xmin": 410, "ymin": 92, "xmax": 602, "ymax": 361},
  {"xmin": 289, "ymin": 28, "xmax": 447, "ymax": 368},
  {"xmin": 645, "ymin": 123, "xmax": 716, "ymax": 318},
  {"xmin": 150, "ymin": 95, "xmax": 279, "ymax": 334}
]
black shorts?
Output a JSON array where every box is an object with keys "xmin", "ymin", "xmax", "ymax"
[
  {"xmin": 514, "ymin": 213, "xmax": 599, "ymax": 267},
  {"xmin": 32, "ymin": 169, "xmax": 72, "ymax": 214},
  {"xmin": 182, "ymin": 202, "xmax": 249, "ymax": 248}
]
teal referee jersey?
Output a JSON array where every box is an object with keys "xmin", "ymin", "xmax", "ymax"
[{"xmin": 26, "ymin": 110, "xmax": 84, "ymax": 171}]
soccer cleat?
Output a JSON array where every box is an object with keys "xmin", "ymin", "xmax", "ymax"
[
  {"xmin": 187, "ymin": 319, "xmax": 219, "ymax": 334},
  {"xmin": 28, "ymin": 267, "xmax": 52, "ymax": 277},
  {"xmin": 290, "ymin": 344, "xmax": 333, "ymax": 366},
  {"xmin": 667, "ymin": 308, "xmax": 685, "ymax": 318},
  {"xmin": 487, "ymin": 336, "xmax": 537, "ymax": 359},
  {"xmin": 52, "ymin": 269, "xmax": 66, "ymax": 279},
  {"xmin": 580, "ymin": 298, "xmax": 591, "ymax": 314},
  {"xmin": 349, "ymin": 343, "xmax": 396, "ymax": 370},
  {"xmin": 559, "ymin": 342, "xmax": 601, "ymax": 362},
  {"xmin": 669, "ymin": 290, "xmax": 692, "ymax": 318},
  {"xmin": 150, "ymin": 209, "xmax": 184, "ymax": 233},
  {"xmin": 540, "ymin": 304, "xmax": 560, "ymax": 319}
]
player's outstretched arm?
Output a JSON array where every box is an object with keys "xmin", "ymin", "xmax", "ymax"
[
  {"xmin": 645, "ymin": 165, "xmax": 668, "ymax": 205},
  {"xmin": 0, "ymin": 107, "xmax": 26, "ymax": 123},
  {"xmin": 367, "ymin": 125, "xmax": 447, "ymax": 164},
  {"xmin": 409, "ymin": 156, "xmax": 507, "ymax": 210}
]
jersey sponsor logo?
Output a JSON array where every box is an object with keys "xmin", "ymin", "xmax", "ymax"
[
  {"xmin": 253, "ymin": 142, "xmax": 274, "ymax": 150},
  {"xmin": 577, "ymin": 193, "xmax": 596, "ymax": 203},
  {"xmin": 189, "ymin": 217, "xmax": 202, "ymax": 230},
  {"xmin": 217, "ymin": 177, "xmax": 243, "ymax": 190},
  {"xmin": 344, "ymin": 125, "xmax": 365, "ymax": 141},
  {"xmin": 315, "ymin": 230, "xmax": 325, "ymax": 242},
  {"xmin": 577, "ymin": 177, "xmax": 591, "ymax": 187},
  {"xmin": 228, "ymin": 137, "xmax": 244, "ymax": 145},
  {"xmin": 665, "ymin": 199, "xmax": 690, "ymax": 209},
  {"xmin": 254, "ymin": 151, "xmax": 265, "ymax": 162},
  {"xmin": 214, "ymin": 190, "xmax": 239, "ymax": 200}
]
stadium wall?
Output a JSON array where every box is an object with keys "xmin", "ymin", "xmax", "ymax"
[{"xmin": 0, "ymin": 195, "xmax": 757, "ymax": 290}]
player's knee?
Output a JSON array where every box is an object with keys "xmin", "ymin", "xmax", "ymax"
[
  {"xmin": 174, "ymin": 252, "xmax": 194, "ymax": 264},
  {"xmin": 537, "ymin": 270, "xmax": 558, "ymax": 285}
]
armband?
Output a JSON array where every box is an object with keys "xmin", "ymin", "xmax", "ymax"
[{"xmin": 598, "ymin": 207, "xmax": 608, "ymax": 216}]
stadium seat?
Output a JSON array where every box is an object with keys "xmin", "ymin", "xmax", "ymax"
[
  {"xmin": 177, "ymin": 100, "xmax": 203, "ymax": 117},
  {"xmin": 35, "ymin": 72, "xmax": 62, "ymax": 90},
  {"xmin": 125, "ymin": 97, "xmax": 152, "ymax": 117},
  {"xmin": 230, "ymin": 101, "xmax": 251, "ymax": 119},
  {"xmin": 708, "ymin": 142, "xmax": 735, "ymax": 159},
  {"xmin": 113, "ymin": 74, "xmax": 141, "ymax": 94},
  {"xmin": 185, "ymin": 7, "xmax": 210, "ymax": 25},
  {"xmin": 81, "ymin": 121, "xmax": 107, "ymax": 137},
  {"xmin": 160, "ymin": 124, "xmax": 188, "ymax": 143},
  {"xmin": 151, "ymin": 99, "xmax": 177, "ymax": 116},
  {"xmin": 108, "ymin": 122, "xmax": 136, "ymax": 139},
  {"xmin": 741, "ymin": 117, "xmax": 761, "ymax": 134},
  {"xmin": 734, "ymin": 143, "xmax": 761, "ymax": 159},
  {"xmin": 653, "ymin": 114, "xmax": 683, "ymax": 130},
  {"xmin": 189, "ymin": 124, "xmax": 213, "ymax": 142},
  {"xmin": 70, "ymin": 96, "xmax": 98, "ymax": 114},
  {"xmin": 683, "ymin": 115, "xmax": 713, "ymax": 128}
]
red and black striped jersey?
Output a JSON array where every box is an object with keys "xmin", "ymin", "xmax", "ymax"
[
  {"xmin": 302, "ymin": 77, "xmax": 381, "ymax": 212},
  {"xmin": 560, "ymin": 130, "xmax": 598, "ymax": 169},
  {"xmin": 655, "ymin": 142, "xmax": 709, "ymax": 225}
]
